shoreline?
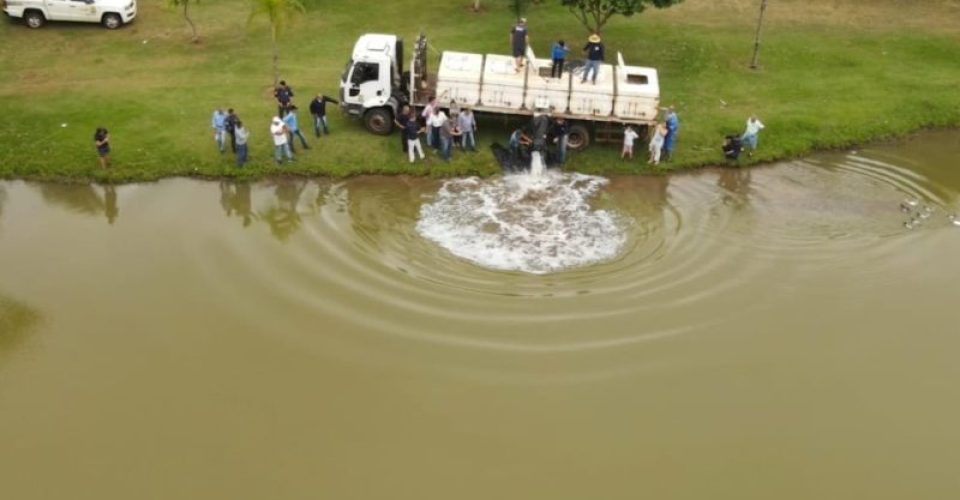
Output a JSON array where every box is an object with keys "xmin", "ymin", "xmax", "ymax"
[{"xmin": 2, "ymin": 124, "xmax": 955, "ymax": 186}]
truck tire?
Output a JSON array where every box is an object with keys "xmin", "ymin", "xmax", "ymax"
[
  {"xmin": 567, "ymin": 124, "xmax": 591, "ymax": 151},
  {"xmin": 101, "ymin": 13, "xmax": 122, "ymax": 29},
  {"xmin": 24, "ymin": 10, "xmax": 45, "ymax": 29},
  {"xmin": 364, "ymin": 108, "xmax": 394, "ymax": 135}
]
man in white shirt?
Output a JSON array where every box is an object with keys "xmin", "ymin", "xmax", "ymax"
[
  {"xmin": 621, "ymin": 126, "xmax": 639, "ymax": 160},
  {"xmin": 741, "ymin": 115, "xmax": 765, "ymax": 156},
  {"xmin": 270, "ymin": 117, "xmax": 293, "ymax": 165},
  {"xmin": 428, "ymin": 108, "xmax": 448, "ymax": 152}
]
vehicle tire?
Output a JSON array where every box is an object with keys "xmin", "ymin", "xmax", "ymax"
[
  {"xmin": 364, "ymin": 108, "xmax": 394, "ymax": 135},
  {"xmin": 101, "ymin": 13, "xmax": 122, "ymax": 29},
  {"xmin": 566, "ymin": 123, "xmax": 591, "ymax": 151},
  {"xmin": 24, "ymin": 10, "xmax": 45, "ymax": 29}
]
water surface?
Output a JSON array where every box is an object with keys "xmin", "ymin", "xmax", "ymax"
[{"xmin": 1, "ymin": 131, "xmax": 959, "ymax": 499}]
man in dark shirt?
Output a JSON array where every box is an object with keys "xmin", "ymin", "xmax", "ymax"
[
  {"xmin": 581, "ymin": 33, "xmax": 605, "ymax": 84},
  {"xmin": 393, "ymin": 105, "xmax": 411, "ymax": 153},
  {"xmin": 510, "ymin": 18, "xmax": 529, "ymax": 71},
  {"xmin": 224, "ymin": 108, "xmax": 239, "ymax": 153},
  {"xmin": 549, "ymin": 117, "xmax": 569, "ymax": 164},
  {"xmin": 309, "ymin": 93, "xmax": 340, "ymax": 137},
  {"xmin": 274, "ymin": 80, "xmax": 294, "ymax": 117}
]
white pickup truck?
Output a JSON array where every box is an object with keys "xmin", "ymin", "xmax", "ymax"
[
  {"xmin": 2, "ymin": 0, "xmax": 137, "ymax": 29},
  {"xmin": 339, "ymin": 33, "xmax": 660, "ymax": 150}
]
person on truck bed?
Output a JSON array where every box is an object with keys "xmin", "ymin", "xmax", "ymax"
[
  {"xmin": 551, "ymin": 40, "xmax": 569, "ymax": 79},
  {"xmin": 581, "ymin": 33, "xmax": 605, "ymax": 84},
  {"xmin": 511, "ymin": 18, "xmax": 529, "ymax": 72}
]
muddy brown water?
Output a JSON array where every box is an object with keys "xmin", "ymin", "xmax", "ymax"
[{"xmin": 1, "ymin": 131, "xmax": 959, "ymax": 499}]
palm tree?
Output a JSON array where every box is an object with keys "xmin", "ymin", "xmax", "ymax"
[
  {"xmin": 248, "ymin": 0, "xmax": 306, "ymax": 86},
  {"xmin": 169, "ymin": 0, "xmax": 200, "ymax": 43}
]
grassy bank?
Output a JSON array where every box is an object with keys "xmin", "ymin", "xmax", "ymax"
[{"xmin": 0, "ymin": 0, "xmax": 958, "ymax": 182}]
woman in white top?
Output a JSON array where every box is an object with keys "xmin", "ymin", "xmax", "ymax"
[
  {"xmin": 648, "ymin": 122, "xmax": 667, "ymax": 165},
  {"xmin": 741, "ymin": 115, "xmax": 765, "ymax": 156}
]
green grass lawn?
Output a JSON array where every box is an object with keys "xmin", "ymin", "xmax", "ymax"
[{"xmin": 0, "ymin": 0, "xmax": 958, "ymax": 182}]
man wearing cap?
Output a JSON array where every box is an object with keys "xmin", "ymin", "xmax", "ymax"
[
  {"xmin": 581, "ymin": 33, "xmax": 605, "ymax": 84},
  {"xmin": 510, "ymin": 18, "xmax": 529, "ymax": 72}
]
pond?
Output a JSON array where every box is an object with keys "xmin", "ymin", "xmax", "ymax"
[{"xmin": 1, "ymin": 131, "xmax": 959, "ymax": 499}]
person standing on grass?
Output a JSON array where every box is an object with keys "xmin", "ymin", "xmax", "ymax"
[
  {"xmin": 211, "ymin": 108, "xmax": 227, "ymax": 153},
  {"xmin": 225, "ymin": 108, "xmax": 239, "ymax": 153},
  {"xmin": 550, "ymin": 117, "xmax": 569, "ymax": 164},
  {"xmin": 551, "ymin": 40, "xmax": 569, "ymax": 78},
  {"xmin": 283, "ymin": 105, "xmax": 310, "ymax": 152},
  {"xmin": 270, "ymin": 117, "xmax": 293, "ymax": 165},
  {"xmin": 661, "ymin": 106, "xmax": 680, "ymax": 161},
  {"xmin": 94, "ymin": 127, "xmax": 110, "ymax": 169},
  {"xmin": 234, "ymin": 121, "xmax": 250, "ymax": 167},
  {"xmin": 439, "ymin": 115, "xmax": 457, "ymax": 161},
  {"xmin": 510, "ymin": 17, "xmax": 529, "ymax": 71},
  {"xmin": 428, "ymin": 107, "xmax": 448, "ymax": 152},
  {"xmin": 581, "ymin": 33, "xmax": 604, "ymax": 84},
  {"xmin": 458, "ymin": 108, "xmax": 477, "ymax": 152},
  {"xmin": 274, "ymin": 80, "xmax": 294, "ymax": 117},
  {"xmin": 421, "ymin": 96, "xmax": 438, "ymax": 148},
  {"xmin": 404, "ymin": 117, "xmax": 426, "ymax": 164},
  {"xmin": 741, "ymin": 115, "xmax": 765, "ymax": 157},
  {"xmin": 622, "ymin": 125, "xmax": 639, "ymax": 160},
  {"xmin": 394, "ymin": 105, "xmax": 412, "ymax": 153},
  {"xmin": 648, "ymin": 121, "xmax": 667, "ymax": 165},
  {"xmin": 309, "ymin": 93, "xmax": 339, "ymax": 137}
]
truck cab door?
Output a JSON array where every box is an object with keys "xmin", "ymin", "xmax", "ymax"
[
  {"xmin": 72, "ymin": 0, "xmax": 100, "ymax": 22},
  {"xmin": 348, "ymin": 61, "xmax": 384, "ymax": 107},
  {"xmin": 45, "ymin": 0, "xmax": 75, "ymax": 20}
]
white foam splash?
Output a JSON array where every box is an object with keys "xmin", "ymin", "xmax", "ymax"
[
  {"xmin": 416, "ymin": 172, "xmax": 626, "ymax": 274},
  {"xmin": 530, "ymin": 151, "xmax": 546, "ymax": 177}
]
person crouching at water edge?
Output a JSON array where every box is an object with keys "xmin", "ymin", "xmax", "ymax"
[
  {"xmin": 270, "ymin": 117, "xmax": 293, "ymax": 165},
  {"xmin": 622, "ymin": 125, "xmax": 639, "ymax": 160}
]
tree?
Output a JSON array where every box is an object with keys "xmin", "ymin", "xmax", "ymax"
[
  {"xmin": 248, "ymin": 0, "xmax": 306, "ymax": 86},
  {"xmin": 560, "ymin": 0, "xmax": 683, "ymax": 34},
  {"xmin": 169, "ymin": 0, "xmax": 200, "ymax": 43}
]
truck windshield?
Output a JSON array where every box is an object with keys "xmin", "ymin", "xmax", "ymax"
[
  {"xmin": 350, "ymin": 62, "xmax": 380, "ymax": 85},
  {"xmin": 341, "ymin": 59, "xmax": 353, "ymax": 83}
]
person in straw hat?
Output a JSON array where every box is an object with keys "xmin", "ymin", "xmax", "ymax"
[{"xmin": 581, "ymin": 33, "xmax": 605, "ymax": 84}]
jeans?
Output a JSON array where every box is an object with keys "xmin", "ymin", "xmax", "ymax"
[
  {"xmin": 741, "ymin": 133, "xmax": 758, "ymax": 150},
  {"xmin": 440, "ymin": 135, "xmax": 452, "ymax": 161},
  {"xmin": 430, "ymin": 128, "xmax": 441, "ymax": 150},
  {"xmin": 462, "ymin": 131, "xmax": 476, "ymax": 151},
  {"xmin": 214, "ymin": 128, "xmax": 225, "ymax": 152},
  {"xmin": 407, "ymin": 138, "xmax": 424, "ymax": 163},
  {"xmin": 273, "ymin": 143, "xmax": 293, "ymax": 164},
  {"xmin": 288, "ymin": 129, "xmax": 309, "ymax": 152},
  {"xmin": 557, "ymin": 135, "xmax": 567, "ymax": 164},
  {"xmin": 236, "ymin": 143, "xmax": 248, "ymax": 167},
  {"xmin": 425, "ymin": 125, "xmax": 434, "ymax": 147},
  {"xmin": 582, "ymin": 59, "xmax": 601, "ymax": 83},
  {"xmin": 313, "ymin": 114, "xmax": 329, "ymax": 136}
]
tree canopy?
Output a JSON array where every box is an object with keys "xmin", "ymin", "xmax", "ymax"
[{"xmin": 560, "ymin": 0, "xmax": 684, "ymax": 34}]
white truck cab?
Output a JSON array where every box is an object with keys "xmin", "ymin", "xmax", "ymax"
[
  {"xmin": 2, "ymin": 0, "xmax": 137, "ymax": 29},
  {"xmin": 339, "ymin": 34, "xmax": 406, "ymax": 134}
]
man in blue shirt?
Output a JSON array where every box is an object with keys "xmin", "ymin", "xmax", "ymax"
[
  {"xmin": 662, "ymin": 106, "xmax": 680, "ymax": 161},
  {"xmin": 551, "ymin": 40, "xmax": 569, "ymax": 79},
  {"xmin": 211, "ymin": 108, "xmax": 227, "ymax": 153},
  {"xmin": 282, "ymin": 105, "xmax": 310, "ymax": 153}
]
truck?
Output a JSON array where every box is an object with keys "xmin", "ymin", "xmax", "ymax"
[
  {"xmin": 339, "ymin": 33, "xmax": 660, "ymax": 150},
  {"xmin": 2, "ymin": 0, "xmax": 137, "ymax": 29}
]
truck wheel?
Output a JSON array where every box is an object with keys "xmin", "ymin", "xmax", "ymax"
[
  {"xmin": 102, "ymin": 13, "xmax": 122, "ymax": 29},
  {"xmin": 364, "ymin": 108, "xmax": 393, "ymax": 135},
  {"xmin": 567, "ymin": 124, "xmax": 591, "ymax": 151},
  {"xmin": 24, "ymin": 11, "xmax": 45, "ymax": 29}
]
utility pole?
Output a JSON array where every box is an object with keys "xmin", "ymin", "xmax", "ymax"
[{"xmin": 750, "ymin": 0, "xmax": 769, "ymax": 69}]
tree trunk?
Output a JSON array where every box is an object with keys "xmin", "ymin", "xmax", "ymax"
[
  {"xmin": 472, "ymin": 0, "xmax": 480, "ymax": 12},
  {"xmin": 271, "ymin": 25, "xmax": 279, "ymax": 86},
  {"xmin": 750, "ymin": 0, "xmax": 768, "ymax": 69},
  {"xmin": 183, "ymin": 2, "xmax": 198, "ymax": 43}
]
